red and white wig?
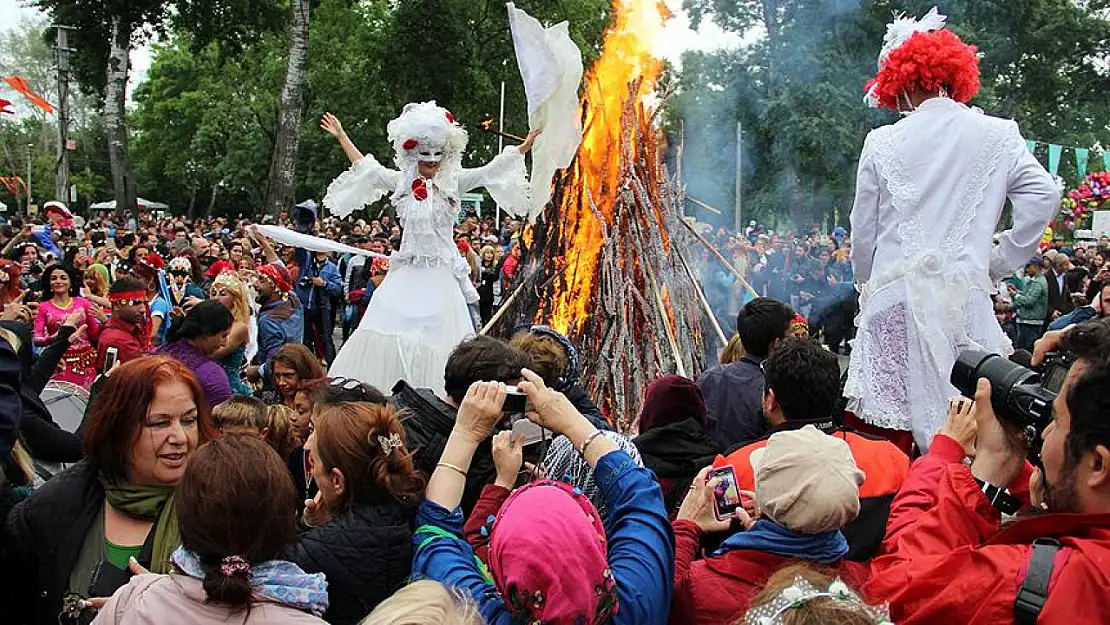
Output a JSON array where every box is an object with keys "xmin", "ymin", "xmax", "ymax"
[{"xmin": 864, "ymin": 7, "xmax": 980, "ymax": 111}]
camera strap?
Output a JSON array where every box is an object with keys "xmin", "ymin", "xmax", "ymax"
[{"xmin": 1013, "ymin": 538, "xmax": 1061, "ymax": 625}]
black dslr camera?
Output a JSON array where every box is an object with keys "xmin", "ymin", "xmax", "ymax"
[{"xmin": 951, "ymin": 350, "xmax": 1074, "ymax": 451}]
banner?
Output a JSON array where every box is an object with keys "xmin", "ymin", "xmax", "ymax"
[
  {"xmin": 1047, "ymin": 143, "xmax": 1062, "ymax": 176},
  {"xmin": 3, "ymin": 76, "xmax": 55, "ymax": 113},
  {"xmin": 1076, "ymin": 147, "xmax": 1090, "ymax": 179}
]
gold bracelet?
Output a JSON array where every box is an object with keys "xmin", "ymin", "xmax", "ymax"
[
  {"xmin": 436, "ymin": 461, "xmax": 468, "ymax": 476},
  {"xmin": 579, "ymin": 429, "xmax": 606, "ymax": 457}
]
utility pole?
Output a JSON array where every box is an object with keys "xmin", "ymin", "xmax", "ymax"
[
  {"xmin": 496, "ymin": 80, "xmax": 506, "ymax": 231},
  {"xmin": 54, "ymin": 24, "xmax": 76, "ymax": 208},
  {"xmin": 734, "ymin": 121, "xmax": 743, "ymax": 232},
  {"xmin": 26, "ymin": 143, "xmax": 33, "ymax": 214}
]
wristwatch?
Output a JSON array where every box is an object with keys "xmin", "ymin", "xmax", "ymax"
[{"xmin": 974, "ymin": 477, "xmax": 1023, "ymax": 515}]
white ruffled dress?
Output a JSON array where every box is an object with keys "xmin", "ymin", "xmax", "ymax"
[
  {"xmin": 322, "ymin": 148, "xmax": 530, "ymax": 394},
  {"xmin": 845, "ymin": 98, "xmax": 1058, "ymax": 451}
]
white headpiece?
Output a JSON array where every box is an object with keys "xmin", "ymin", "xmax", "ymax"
[
  {"xmin": 168, "ymin": 257, "xmax": 192, "ymax": 275},
  {"xmin": 387, "ymin": 101, "xmax": 468, "ymax": 166},
  {"xmin": 745, "ymin": 576, "xmax": 893, "ymax": 625},
  {"xmin": 865, "ymin": 6, "xmax": 947, "ymax": 107}
]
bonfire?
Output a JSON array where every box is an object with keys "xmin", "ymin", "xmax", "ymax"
[{"xmin": 487, "ymin": 0, "xmax": 719, "ymax": 431}]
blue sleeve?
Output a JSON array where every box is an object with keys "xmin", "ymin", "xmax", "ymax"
[
  {"xmin": 411, "ymin": 500, "xmax": 513, "ymax": 625},
  {"xmin": 323, "ymin": 263, "xmax": 342, "ymax": 297},
  {"xmin": 593, "ymin": 450, "xmax": 675, "ymax": 625},
  {"xmin": 187, "ymin": 284, "xmax": 206, "ymax": 300},
  {"xmin": 1049, "ymin": 306, "xmax": 1096, "ymax": 331},
  {"xmin": 257, "ymin": 316, "xmax": 283, "ymax": 374},
  {"xmin": 295, "ymin": 247, "xmax": 309, "ymax": 270}
]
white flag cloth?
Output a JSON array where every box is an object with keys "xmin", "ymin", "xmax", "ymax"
[
  {"xmin": 507, "ymin": 2, "xmax": 583, "ymax": 221},
  {"xmin": 253, "ymin": 225, "xmax": 390, "ymax": 260}
]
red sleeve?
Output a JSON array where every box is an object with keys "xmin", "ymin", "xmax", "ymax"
[
  {"xmin": 463, "ymin": 484, "xmax": 511, "ymax": 565},
  {"xmin": 33, "ymin": 305, "xmax": 49, "ymax": 346},
  {"xmin": 83, "ymin": 299, "xmax": 102, "ymax": 342},
  {"xmin": 669, "ymin": 519, "xmax": 702, "ymax": 625},
  {"xmin": 873, "ymin": 460, "xmax": 1001, "ymax": 574},
  {"xmin": 879, "ymin": 434, "xmax": 968, "ymax": 551}
]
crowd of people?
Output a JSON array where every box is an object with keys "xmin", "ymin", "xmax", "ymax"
[{"xmin": 0, "ymin": 197, "xmax": 1105, "ymax": 625}]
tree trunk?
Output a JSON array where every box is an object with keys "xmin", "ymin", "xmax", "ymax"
[
  {"xmin": 263, "ymin": 0, "xmax": 310, "ymax": 220},
  {"xmin": 104, "ymin": 13, "xmax": 137, "ymax": 220},
  {"xmin": 206, "ymin": 181, "xmax": 218, "ymax": 217}
]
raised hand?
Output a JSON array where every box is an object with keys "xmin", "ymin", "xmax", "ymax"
[
  {"xmin": 492, "ymin": 430, "xmax": 523, "ymax": 489},
  {"xmin": 453, "ymin": 381, "xmax": 508, "ymax": 445},
  {"xmin": 517, "ymin": 129, "xmax": 542, "ymax": 154},
  {"xmin": 320, "ymin": 112, "xmax": 345, "ymax": 139},
  {"xmin": 63, "ymin": 308, "xmax": 83, "ymax": 327}
]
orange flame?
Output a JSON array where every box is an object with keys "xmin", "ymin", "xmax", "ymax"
[{"xmin": 545, "ymin": 0, "xmax": 671, "ymax": 335}]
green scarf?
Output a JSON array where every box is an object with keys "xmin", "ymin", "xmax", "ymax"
[{"xmin": 99, "ymin": 474, "xmax": 180, "ymax": 574}]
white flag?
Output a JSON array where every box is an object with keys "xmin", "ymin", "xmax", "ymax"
[{"xmin": 507, "ymin": 3, "xmax": 583, "ymax": 221}]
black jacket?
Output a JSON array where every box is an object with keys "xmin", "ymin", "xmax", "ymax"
[
  {"xmin": 294, "ymin": 502, "xmax": 414, "ymax": 625},
  {"xmin": 4, "ymin": 461, "xmax": 106, "ymax": 624},
  {"xmin": 633, "ymin": 418, "xmax": 721, "ymax": 513},
  {"xmin": 563, "ymin": 384, "xmax": 612, "ymax": 431},
  {"xmin": 391, "ymin": 380, "xmax": 496, "ymax": 517}
]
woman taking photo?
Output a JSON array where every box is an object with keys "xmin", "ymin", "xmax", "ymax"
[
  {"xmin": 155, "ymin": 300, "xmax": 234, "ymax": 408},
  {"xmin": 412, "ymin": 370, "xmax": 674, "ymax": 625},
  {"xmin": 5, "ymin": 356, "xmax": 216, "ymax": 624},
  {"xmin": 294, "ymin": 401, "xmax": 423, "ymax": 625},
  {"xmin": 82, "ymin": 265, "xmax": 112, "ymax": 309},
  {"xmin": 93, "ymin": 435, "xmax": 329, "ymax": 624},
  {"xmin": 33, "ymin": 262, "xmax": 105, "ymax": 388},
  {"xmin": 208, "ymin": 271, "xmax": 254, "ymax": 396},
  {"xmin": 477, "ymin": 245, "xmax": 501, "ymax": 326}
]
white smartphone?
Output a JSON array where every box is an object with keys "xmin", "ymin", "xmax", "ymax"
[{"xmin": 103, "ymin": 346, "xmax": 119, "ymax": 373}]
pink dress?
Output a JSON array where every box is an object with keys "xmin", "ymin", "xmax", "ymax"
[{"xmin": 33, "ymin": 297, "xmax": 102, "ymax": 388}]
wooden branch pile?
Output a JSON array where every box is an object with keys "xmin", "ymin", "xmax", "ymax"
[{"xmin": 488, "ymin": 81, "xmax": 717, "ymax": 432}]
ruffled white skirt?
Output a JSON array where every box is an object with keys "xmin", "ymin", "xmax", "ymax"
[
  {"xmin": 844, "ymin": 262, "xmax": 1011, "ymax": 452},
  {"xmin": 329, "ymin": 262, "xmax": 474, "ymax": 395}
]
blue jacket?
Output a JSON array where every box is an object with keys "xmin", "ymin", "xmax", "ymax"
[
  {"xmin": 698, "ymin": 356, "xmax": 769, "ymax": 449},
  {"xmin": 1049, "ymin": 305, "xmax": 1098, "ymax": 331},
  {"xmin": 294, "ymin": 249, "xmax": 342, "ymax": 311},
  {"xmin": 411, "ymin": 450, "xmax": 674, "ymax": 625},
  {"xmin": 257, "ymin": 295, "xmax": 304, "ymax": 377}
]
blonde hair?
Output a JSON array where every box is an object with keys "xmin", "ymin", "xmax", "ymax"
[
  {"xmin": 0, "ymin": 327, "xmax": 22, "ymax": 354},
  {"xmin": 212, "ymin": 396, "xmax": 268, "ymax": 435},
  {"xmin": 360, "ymin": 580, "xmax": 482, "ymax": 625},
  {"xmin": 211, "ymin": 272, "xmax": 251, "ymax": 326},
  {"xmin": 479, "ymin": 245, "xmax": 498, "ymax": 265},
  {"xmin": 720, "ymin": 334, "xmax": 745, "ymax": 364},
  {"xmin": 266, "ymin": 404, "xmax": 299, "ymax": 458},
  {"xmin": 83, "ymin": 266, "xmax": 109, "ymax": 297}
]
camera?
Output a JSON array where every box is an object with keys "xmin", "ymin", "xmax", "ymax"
[
  {"xmin": 951, "ymin": 350, "xmax": 1074, "ymax": 442},
  {"xmin": 298, "ymin": 276, "xmax": 314, "ymax": 289}
]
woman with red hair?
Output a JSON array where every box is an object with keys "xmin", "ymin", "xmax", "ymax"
[{"xmin": 845, "ymin": 7, "xmax": 1060, "ymax": 454}]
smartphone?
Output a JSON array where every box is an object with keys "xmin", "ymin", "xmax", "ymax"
[
  {"xmin": 502, "ymin": 385, "xmax": 530, "ymax": 413},
  {"xmin": 103, "ymin": 346, "xmax": 119, "ymax": 372},
  {"xmin": 708, "ymin": 465, "xmax": 743, "ymax": 521}
]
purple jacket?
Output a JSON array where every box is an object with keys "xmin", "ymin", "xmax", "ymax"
[{"xmin": 154, "ymin": 341, "xmax": 233, "ymax": 407}]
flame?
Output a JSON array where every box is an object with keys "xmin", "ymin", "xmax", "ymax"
[
  {"xmin": 545, "ymin": 0, "xmax": 671, "ymax": 335},
  {"xmin": 479, "ymin": 118, "xmax": 495, "ymax": 131}
]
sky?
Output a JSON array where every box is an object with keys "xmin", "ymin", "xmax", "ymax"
[{"xmin": 1, "ymin": 0, "xmax": 747, "ymax": 90}]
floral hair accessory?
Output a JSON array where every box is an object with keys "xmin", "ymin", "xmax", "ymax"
[
  {"xmin": 745, "ymin": 576, "xmax": 892, "ymax": 625},
  {"xmin": 219, "ymin": 555, "xmax": 252, "ymax": 579},
  {"xmin": 377, "ymin": 432, "xmax": 403, "ymax": 456},
  {"xmin": 402, "ymin": 138, "xmax": 419, "ymax": 150}
]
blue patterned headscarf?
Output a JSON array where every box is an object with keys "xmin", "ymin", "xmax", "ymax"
[{"xmin": 171, "ymin": 547, "xmax": 329, "ymax": 616}]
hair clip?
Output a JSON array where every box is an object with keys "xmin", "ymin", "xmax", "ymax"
[{"xmin": 377, "ymin": 432, "xmax": 403, "ymax": 456}]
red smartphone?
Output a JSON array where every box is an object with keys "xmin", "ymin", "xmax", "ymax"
[{"xmin": 707, "ymin": 465, "xmax": 742, "ymax": 521}]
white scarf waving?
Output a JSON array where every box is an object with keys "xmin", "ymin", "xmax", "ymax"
[{"xmin": 253, "ymin": 225, "xmax": 390, "ymax": 260}]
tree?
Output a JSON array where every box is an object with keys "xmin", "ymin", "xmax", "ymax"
[{"xmin": 263, "ymin": 0, "xmax": 311, "ymax": 218}]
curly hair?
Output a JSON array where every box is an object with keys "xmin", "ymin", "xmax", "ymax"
[{"xmin": 873, "ymin": 29, "xmax": 980, "ymax": 110}]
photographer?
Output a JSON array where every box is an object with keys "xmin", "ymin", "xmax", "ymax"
[
  {"xmin": 866, "ymin": 319, "xmax": 1110, "ymax": 624},
  {"xmin": 294, "ymin": 249, "xmax": 341, "ymax": 364}
]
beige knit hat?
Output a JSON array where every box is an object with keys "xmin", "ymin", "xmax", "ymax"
[{"xmin": 749, "ymin": 425, "xmax": 866, "ymax": 534}]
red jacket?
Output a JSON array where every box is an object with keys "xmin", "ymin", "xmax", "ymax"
[
  {"xmin": 866, "ymin": 434, "xmax": 1110, "ymax": 624},
  {"xmin": 462, "ymin": 483, "xmax": 512, "ymax": 565},
  {"xmin": 669, "ymin": 519, "xmax": 870, "ymax": 624},
  {"xmin": 95, "ymin": 317, "xmax": 149, "ymax": 371}
]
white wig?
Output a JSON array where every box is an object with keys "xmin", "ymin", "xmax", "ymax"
[{"xmin": 387, "ymin": 101, "xmax": 468, "ymax": 167}]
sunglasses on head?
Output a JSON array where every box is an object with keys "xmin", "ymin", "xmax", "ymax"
[{"xmin": 329, "ymin": 377, "xmax": 364, "ymax": 391}]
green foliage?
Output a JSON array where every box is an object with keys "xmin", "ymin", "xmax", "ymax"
[
  {"xmin": 128, "ymin": 0, "xmax": 611, "ymax": 218},
  {"xmin": 675, "ymin": 0, "xmax": 1110, "ymax": 229}
]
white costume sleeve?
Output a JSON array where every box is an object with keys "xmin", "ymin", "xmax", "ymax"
[
  {"xmin": 322, "ymin": 154, "xmax": 402, "ymax": 218},
  {"xmin": 457, "ymin": 147, "xmax": 532, "ymax": 218},
  {"xmin": 850, "ymin": 132, "xmax": 881, "ymax": 284},
  {"xmin": 989, "ymin": 127, "xmax": 1060, "ymax": 281}
]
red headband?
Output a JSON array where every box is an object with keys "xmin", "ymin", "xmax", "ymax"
[
  {"xmin": 258, "ymin": 264, "xmax": 292, "ymax": 294},
  {"xmin": 110, "ymin": 290, "xmax": 148, "ymax": 302}
]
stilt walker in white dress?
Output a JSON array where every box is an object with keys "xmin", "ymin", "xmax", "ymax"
[
  {"xmin": 319, "ymin": 102, "xmax": 539, "ymax": 394},
  {"xmin": 844, "ymin": 8, "xmax": 1060, "ymax": 453}
]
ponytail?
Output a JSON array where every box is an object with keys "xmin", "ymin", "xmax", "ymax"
[{"xmin": 201, "ymin": 555, "xmax": 253, "ymax": 611}]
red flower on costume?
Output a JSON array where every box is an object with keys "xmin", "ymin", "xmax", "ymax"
[
  {"xmin": 445, "ymin": 111, "xmax": 455, "ymax": 124},
  {"xmin": 412, "ymin": 178, "xmax": 429, "ymax": 201},
  {"xmin": 869, "ymin": 30, "xmax": 980, "ymax": 111},
  {"xmin": 403, "ymin": 139, "xmax": 418, "ymax": 150}
]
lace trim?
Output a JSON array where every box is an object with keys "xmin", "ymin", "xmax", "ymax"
[
  {"xmin": 869, "ymin": 127, "xmax": 926, "ymax": 259},
  {"xmin": 845, "ymin": 300, "xmax": 911, "ymax": 430},
  {"xmin": 323, "ymin": 155, "xmax": 391, "ymax": 218},
  {"xmin": 943, "ymin": 118, "xmax": 1012, "ymax": 256}
]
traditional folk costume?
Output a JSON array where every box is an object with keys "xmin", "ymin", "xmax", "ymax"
[{"xmin": 844, "ymin": 8, "xmax": 1060, "ymax": 452}]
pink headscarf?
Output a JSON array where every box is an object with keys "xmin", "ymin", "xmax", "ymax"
[{"xmin": 489, "ymin": 480, "xmax": 619, "ymax": 624}]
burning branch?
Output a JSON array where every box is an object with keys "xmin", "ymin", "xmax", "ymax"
[{"xmin": 478, "ymin": 117, "xmax": 526, "ymax": 143}]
